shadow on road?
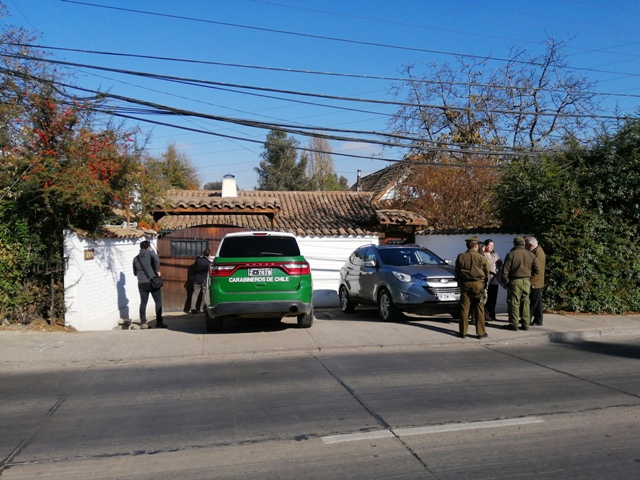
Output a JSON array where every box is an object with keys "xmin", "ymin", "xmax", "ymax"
[{"xmin": 553, "ymin": 339, "xmax": 640, "ymax": 360}]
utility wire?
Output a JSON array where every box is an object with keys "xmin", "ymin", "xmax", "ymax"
[
  {"xmin": 14, "ymin": 42, "xmax": 640, "ymax": 100},
  {"xmin": 9, "ymin": 66, "xmax": 538, "ymax": 160},
  {"xmin": 3, "ymin": 52, "xmax": 623, "ymax": 121},
  {"xmin": 92, "ymin": 107, "xmax": 513, "ymax": 168},
  {"xmin": 60, "ymin": 0, "xmax": 640, "ymax": 79}
]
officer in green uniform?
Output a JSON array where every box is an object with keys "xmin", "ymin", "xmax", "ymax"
[
  {"xmin": 455, "ymin": 237, "xmax": 490, "ymax": 339},
  {"xmin": 501, "ymin": 237, "xmax": 540, "ymax": 331}
]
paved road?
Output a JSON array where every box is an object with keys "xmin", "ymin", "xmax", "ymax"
[{"xmin": 1, "ymin": 310, "xmax": 639, "ymax": 479}]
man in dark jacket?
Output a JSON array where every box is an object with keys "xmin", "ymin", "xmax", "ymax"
[
  {"xmin": 455, "ymin": 237, "xmax": 490, "ymax": 339},
  {"xmin": 189, "ymin": 248, "xmax": 212, "ymax": 313},
  {"xmin": 133, "ymin": 240, "xmax": 166, "ymax": 328},
  {"xmin": 526, "ymin": 236, "xmax": 546, "ymax": 326},
  {"xmin": 501, "ymin": 237, "xmax": 539, "ymax": 331}
]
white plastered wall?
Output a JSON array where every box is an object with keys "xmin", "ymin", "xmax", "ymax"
[
  {"xmin": 415, "ymin": 233, "xmax": 526, "ymax": 314},
  {"xmin": 297, "ymin": 235, "xmax": 379, "ymax": 308},
  {"xmin": 63, "ymin": 230, "xmax": 157, "ymax": 331}
]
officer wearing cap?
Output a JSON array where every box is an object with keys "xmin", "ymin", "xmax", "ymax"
[
  {"xmin": 500, "ymin": 237, "xmax": 540, "ymax": 331},
  {"xmin": 455, "ymin": 237, "xmax": 490, "ymax": 339}
]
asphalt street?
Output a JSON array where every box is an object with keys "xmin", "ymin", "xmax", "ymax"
[{"xmin": 1, "ymin": 310, "xmax": 639, "ymax": 479}]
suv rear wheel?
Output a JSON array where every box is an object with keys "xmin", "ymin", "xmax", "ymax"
[
  {"xmin": 378, "ymin": 288, "xmax": 403, "ymax": 322},
  {"xmin": 297, "ymin": 307, "xmax": 314, "ymax": 328},
  {"xmin": 205, "ymin": 310, "xmax": 223, "ymax": 332}
]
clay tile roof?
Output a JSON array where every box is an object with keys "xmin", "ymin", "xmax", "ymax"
[
  {"xmin": 376, "ymin": 209, "xmax": 428, "ymax": 226},
  {"xmin": 159, "ymin": 190, "xmax": 281, "ymax": 211},
  {"xmin": 156, "ymin": 190, "xmax": 383, "ymax": 236}
]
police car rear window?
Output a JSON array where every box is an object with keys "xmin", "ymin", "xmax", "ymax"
[{"xmin": 218, "ymin": 236, "xmax": 301, "ymax": 258}]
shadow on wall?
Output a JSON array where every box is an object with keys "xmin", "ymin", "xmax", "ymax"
[{"xmin": 117, "ymin": 271, "xmax": 130, "ymax": 321}]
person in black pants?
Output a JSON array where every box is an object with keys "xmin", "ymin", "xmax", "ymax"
[
  {"xmin": 482, "ymin": 239, "xmax": 502, "ymax": 322},
  {"xmin": 189, "ymin": 248, "xmax": 212, "ymax": 313},
  {"xmin": 133, "ymin": 240, "xmax": 166, "ymax": 328}
]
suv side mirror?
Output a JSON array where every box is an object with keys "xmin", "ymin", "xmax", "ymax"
[
  {"xmin": 364, "ymin": 259, "xmax": 377, "ymax": 268},
  {"xmin": 444, "ymin": 259, "xmax": 453, "ymax": 265}
]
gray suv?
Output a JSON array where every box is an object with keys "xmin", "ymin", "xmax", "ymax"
[{"xmin": 339, "ymin": 244, "xmax": 460, "ymax": 321}]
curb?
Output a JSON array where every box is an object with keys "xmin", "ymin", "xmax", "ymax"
[{"xmin": 549, "ymin": 328, "xmax": 640, "ymax": 343}]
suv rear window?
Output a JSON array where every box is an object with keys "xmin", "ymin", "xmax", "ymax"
[{"xmin": 218, "ymin": 235, "xmax": 301, "ymax": 258}]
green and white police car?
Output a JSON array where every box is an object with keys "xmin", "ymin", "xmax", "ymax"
[{"xmin": 204, "ymin": 231, "xmax": 314, "ymax": 332}]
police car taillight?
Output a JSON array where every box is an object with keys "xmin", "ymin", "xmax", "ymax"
[
  {"xmin": 280, "ymin": 262, "xmax": 310, "ymax": 275},
  {"xmin": 209, "ymin": 264, "xmax": 236, "ymax": 277}
]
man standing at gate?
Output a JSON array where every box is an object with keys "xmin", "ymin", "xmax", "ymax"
[
  {"xmin": 455, "ymin": 237, "xmax": 490, "ymax": 339},
  {"xmin": 189, "ymin": 248, "xmax": 212, "ymax": 313},
  {"xmin": 501, "ymin": 237, "xmax": 539, "ymax": 331},
  {"xmin": 133, "ymin": 240, "xmax": 166, "ymax": 328}
]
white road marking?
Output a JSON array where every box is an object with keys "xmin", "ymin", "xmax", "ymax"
[
  {"xmin": 321, "ymin": 417, "xmax": 544, "ymax": 444},
  {"xmin": 322, "ymin": 430, "xmax": 395, "ymax": 444}
]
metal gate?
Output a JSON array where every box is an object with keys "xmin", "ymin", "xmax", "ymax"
[{"xmin": 157, "ymin": 226, "xmax": 244, "ymax": 311}]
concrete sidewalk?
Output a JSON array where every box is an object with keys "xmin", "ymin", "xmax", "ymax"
[{"xmin": 1, "ymin": 309, "xmax": 639, "ymax": 369}]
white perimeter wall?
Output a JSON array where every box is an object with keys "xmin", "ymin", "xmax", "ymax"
[
  {"xmin": 298, "ymin": 236, "xmax": 378, "ymax": 308},
  {"xmin": 62, "ymin": 231, "xmax": 520, "ymax": 330},
  {"xmin": 63, "ymin": 230, "xmax": 157, "ymax": 331},
  {"xmin": 416, "ymin": 233, "xmax": 525, "ymax": 314}
]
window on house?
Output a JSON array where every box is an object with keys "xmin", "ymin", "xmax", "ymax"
[{"xmin": 170, "ymin": 240, "xmax": 208, "ymax": 257}]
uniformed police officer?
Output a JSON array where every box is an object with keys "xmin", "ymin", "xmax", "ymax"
[
  {"xmin": 501, "ymin": 237, "xmax": 540, "ymax": 331},
  {"xmin": 455, "ymin": 237, "xmax": 490, "ymax": 339}
]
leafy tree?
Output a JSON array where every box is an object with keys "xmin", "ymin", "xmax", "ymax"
[
  {"xmin": 385, "ymin": 37, "xmax": 601, "ymax": 228},
  {"xmin": 146, "ymin": 143, "xmax": 199, "ymax": 190},
  {"xmin": 494, "ymin": 118, "xmax": 640, "ymax": 313},
  {"xmin": 307, "ymin": 134, "xmax": 348, "ymax": 191},
  {"xmin": 390, "ymin": 154, "xmax": 500, "ymax": 229},
  {"xmin": 0, "ymin": 7, "xmax": 155, "ymax": 322},
  {"xmin": 255, "ymin": 129, "xmax": 309, "ymax": 190}
]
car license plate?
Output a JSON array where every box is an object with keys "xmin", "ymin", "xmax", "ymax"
[
  {"xmin": 437, "ymin": 293, "xmax": 456, "ymax": 301},
  {"xmin": 248, "ymin": 268, "xmax": 272, "ymax": 276}
]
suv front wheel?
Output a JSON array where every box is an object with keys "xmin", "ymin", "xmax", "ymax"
[
  {"xmin": 378, "ymin": 288, "xmax": 403, "ymax": 322},
  {"xmin": 339, "ymin": 285, "xmax": 356, "ymax": 313}
]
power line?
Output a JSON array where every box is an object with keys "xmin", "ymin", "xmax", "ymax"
[
  {"xmin": 16, "ymin": 42, "xmax": 640, "ymax": 101},
  {"xmin": 60, "ymin": 0, "xmax": 640, "ymax": 80},
  {"xmin": 4, "ymin": 52, "xmax": 624, "ymax": 121},
  {"xmin": 7, "ymin": 64, "xmax": 538, "ymax": 161}
]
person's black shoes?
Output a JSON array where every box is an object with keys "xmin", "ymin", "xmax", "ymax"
[
  {"xmin": 502, "ymin": 324, "xmax": 518, "ymax": 331},
  {"xmin": 155, "ymin": 321, "xmax": 168, "ymax": 328},
  {"xmin": 189, "ymin": 309, "xmax": 198, "ymax": 314},
  {"xmin": 520, "ymin": 325, "xmax": 529, "ymax": 331},
  {"xmin": 531, "ymin": 321, "xmax": 543, "ymax": 326}
]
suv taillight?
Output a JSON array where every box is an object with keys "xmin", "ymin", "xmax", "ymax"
[
  {"xmin": 209, "ymin": 264, "xmax": 236, "ymax": 277},
  {"xmin": 280, "ymin": 262, "xmax": 310, "ymax": 275}
]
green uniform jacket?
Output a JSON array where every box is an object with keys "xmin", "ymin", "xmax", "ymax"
[
  {"xmin": 501, "ymin": 245, "xmax": 539, "ymax": 283},
  {"xmin": 455, "ymin": 249, "xmax": 489, "ymax": 283},
  {"xmin": 530, "ymin": 246, "xmax": 546, "ymax": 288}
]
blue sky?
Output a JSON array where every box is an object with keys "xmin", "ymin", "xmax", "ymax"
[{"xmin": 5, "ymin": 0, "xmax": 640, "ymax": 189}]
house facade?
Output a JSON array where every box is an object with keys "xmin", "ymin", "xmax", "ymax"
[
  {"xmin": 63, "ymin": 173, "xmax": 520, "ymax": 331},
  {"xmin": 152, "ymin": 181, "xmax": 428, "ymax": 311}
]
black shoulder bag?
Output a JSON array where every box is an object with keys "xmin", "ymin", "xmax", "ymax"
[{"xmin": 136, "ymin": 255, "xmax": 163, "ymax": 289}]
